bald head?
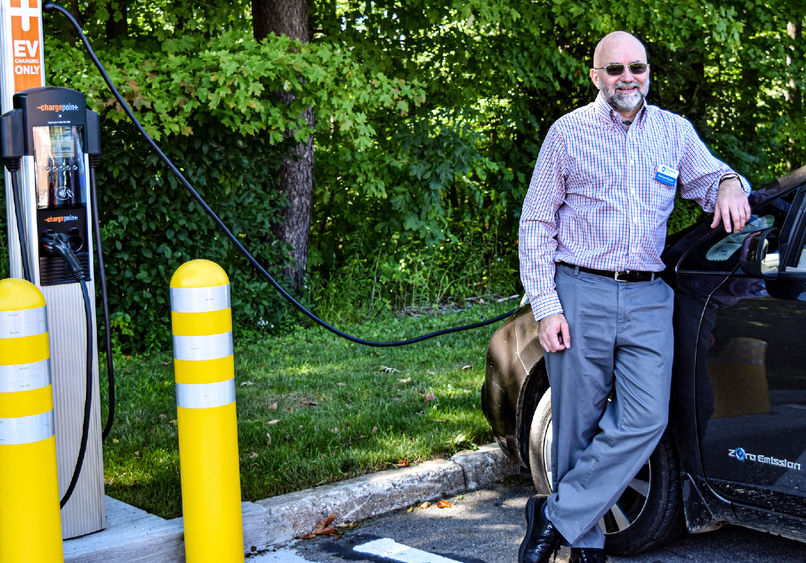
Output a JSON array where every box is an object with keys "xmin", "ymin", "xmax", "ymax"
[
  {"xmin": 593, "ymin": 31, "xmax": 646, "ymax": 68},
  {"xmin": 590, "ymin": 31, "xmax": 650, "ymax": 120}
]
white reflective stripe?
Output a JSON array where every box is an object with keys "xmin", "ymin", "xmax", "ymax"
[
  {"xmin": 353, "ymin": 538, "xmax": 461, "ymax": 563},
  {"xmin": 0, "ymin": 410, "xmax": 55, "ymax": 445},
  {"xmin": 0, "ymin": 359, "xmax": 51, "ymax": 392},
  {"xmin": 170, "ymin": 284, "xmax": 230, "ymax": 313},
  {"xmin": 173, "ymin": 333, "xmax": 233, "ymax": 361},
  {"xmin": 0, "ymin": 306, "xmax": 47, "ymax": 339},
  {"xmin": 176, "ymin": 379, "xmax": 235, "ymax": 409}
]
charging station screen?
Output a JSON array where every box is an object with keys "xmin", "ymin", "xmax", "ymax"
[{"xmin": 32, "ymin": 125, "xmax": 86, "ymax": 209}]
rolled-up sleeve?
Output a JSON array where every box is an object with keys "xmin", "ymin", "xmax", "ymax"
[
  {"xmin": 519, "ymin": 124, "xmax": 569, "ymax": 322},
  {"xmin": 677, "ymin": 117, "xmax": 751, "ymax": 212}
]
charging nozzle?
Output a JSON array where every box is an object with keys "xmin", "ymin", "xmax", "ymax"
[
  {"xmin": 0, "ymin": 109, "xmax": 24, "ymax": 171},
  {"xmin": 41, "ymin": 231, "xmax": 87, "ymax": 281}
]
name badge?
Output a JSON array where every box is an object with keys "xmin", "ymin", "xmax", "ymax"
[{"xmin": 655, "ymin": 165, "xmax": 679, "ymax": 186}]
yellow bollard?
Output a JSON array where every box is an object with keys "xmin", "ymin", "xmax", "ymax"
[
  {"xmin": 0, "ymin": 278, "xmax": 64, "ymax": 563},
  {"xmin": 170, "ymin": 260, "xmax": 244, "ymax": 562}
]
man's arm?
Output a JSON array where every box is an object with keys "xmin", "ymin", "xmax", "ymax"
[
  {"xmin": 519, "ymin": 124, "xmax": 571, "ymax": 352},
  {"xmin": 676, "ymin": 118, "xmax": 751, "ymax": 233}
]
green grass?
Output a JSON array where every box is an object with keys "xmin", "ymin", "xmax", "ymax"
[{"xmin": 101, "ymin": 298, "xmax": 518, "ymax": 518}]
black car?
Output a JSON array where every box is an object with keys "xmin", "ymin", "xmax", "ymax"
[{"xmin": 481, "ymin": 166, "xmax": 806, "ymax": 555}]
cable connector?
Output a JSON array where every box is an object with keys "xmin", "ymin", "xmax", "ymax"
[
  {"xmin": 41, "ymin": 231, "xmax": 87, "ymax": 281},
  {"xmin": 1, "ymin": 109, "xmax": 24, "ymax": 172}
]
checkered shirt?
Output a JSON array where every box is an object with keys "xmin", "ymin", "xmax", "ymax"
[{"xmin": 520, "ymin": 93, "xmax": 751, "ymax": 322}]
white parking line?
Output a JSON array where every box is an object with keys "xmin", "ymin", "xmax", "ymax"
[{"xmin": 354, "ymin": 538, "xmax": 461, "ymax": 563}]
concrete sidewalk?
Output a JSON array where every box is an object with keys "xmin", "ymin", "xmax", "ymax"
[{"xmin": 62, "ymin": 443, "xmax": 520, "ymax": 562}]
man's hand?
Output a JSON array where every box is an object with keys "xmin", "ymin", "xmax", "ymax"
[
  {"xmin": 711, "ymin": 180, "xmax": 751, "ymax": 233},
  {"xmin": 537, "ymin": 313, "xmax": 570, "ymax": 353}
]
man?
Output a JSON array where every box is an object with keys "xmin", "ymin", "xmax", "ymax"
[{"xmin": 517, "ymin": 31, "xmax": 751, "ymax": 563}]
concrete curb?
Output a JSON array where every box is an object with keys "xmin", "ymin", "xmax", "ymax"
[{"xmin": 63, "ymin": 443, "xmax": 519, "ymax": 562}]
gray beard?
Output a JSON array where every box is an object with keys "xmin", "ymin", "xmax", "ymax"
[{"xmin": 608, "ymin": 79, "xmax": 650, "ymax": 112}]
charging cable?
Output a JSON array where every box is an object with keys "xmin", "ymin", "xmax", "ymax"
[
  {"xmin": 43, "ymin": 1, "xmax": 518, "ymax": 347},
  {"xmin": 40, "ymin": 232, "xmax": 94, "ymax": 508}
]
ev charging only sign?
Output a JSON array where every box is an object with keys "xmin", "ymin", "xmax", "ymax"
[{"xmin": 0, "ymin": 0, "xmax": 45, "ymax": 112}]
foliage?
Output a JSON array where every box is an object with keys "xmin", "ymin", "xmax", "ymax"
[
  {"xmin": 102, "ymin": 300, "xmax": 512, "ymax": 517},
  {"xmin": 0, "ymin": 1, "xmax": 803, "ymax": 348},
  {"xmin": 35, "ymin": 28, "xmax": 425, "ymax": 349}
]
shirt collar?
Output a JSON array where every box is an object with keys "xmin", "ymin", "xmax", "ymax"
[{"xmin": 594, "ymin": 92, "xmax": 648, "ymax": 127}]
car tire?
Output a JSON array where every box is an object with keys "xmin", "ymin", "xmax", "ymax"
[{"xmin": 528, "ymin": 388, "xmax": 685, "ymax": 555}]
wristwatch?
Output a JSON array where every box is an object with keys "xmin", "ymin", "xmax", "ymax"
[{"xmin": 719, "ymin": 173, "xmax": 750, "ymax": 193}]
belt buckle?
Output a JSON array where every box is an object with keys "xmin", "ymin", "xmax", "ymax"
[{"xmin": 614, "ymin": 271, "xmax": 630, "ymax": 282}]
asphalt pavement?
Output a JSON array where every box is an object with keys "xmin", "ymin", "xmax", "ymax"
[{"xmin": 258, "ymin": 477, "xmax": 806, "ymax": 563}]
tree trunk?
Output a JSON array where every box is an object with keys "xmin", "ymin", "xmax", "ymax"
[
  {"xmin": 105, "ymin": 0, "xmax": 128, "ymax": 40},
  {"xmin": 252, "ymin": 0, "xmax": 313, "ymax": 291}
]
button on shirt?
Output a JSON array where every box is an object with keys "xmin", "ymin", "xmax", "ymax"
[{"xmin": 520, "ymin": 93, "xmax": 751, "ymax": 322}]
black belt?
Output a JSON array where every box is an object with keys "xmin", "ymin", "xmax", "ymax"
[{"xmin": 559, "ymin": 262, "xmax": 656, "ymax": 282}]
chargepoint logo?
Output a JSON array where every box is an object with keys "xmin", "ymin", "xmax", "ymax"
[
  {"xmin": 729, "ymin": 447, "xmax": 802, "ymax": 471},
  {"xmin": 36, "ymin": 103, "xmax": 79, "ymax": 112}
]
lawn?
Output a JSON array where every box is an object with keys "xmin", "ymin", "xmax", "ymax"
[{"xmin": 101, "ymin": 298, "xmax": 519, "ymax": 518}]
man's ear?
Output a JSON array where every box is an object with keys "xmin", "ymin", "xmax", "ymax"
[{"xmin": 589, "ymin": 68, "xmax": 600, "ymax": 90}]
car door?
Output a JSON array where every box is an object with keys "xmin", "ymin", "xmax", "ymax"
[{"xmin": 674, "ymin": 185, "xmax": 806, "ymax": 518}]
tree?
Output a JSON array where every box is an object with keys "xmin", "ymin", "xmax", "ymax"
[{"xmin": 252, "ymin": 0, "xmax": 314, "ymax": 292}]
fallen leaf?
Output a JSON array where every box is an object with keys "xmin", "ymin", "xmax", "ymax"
[
  {"xmin": 395, "ymin": 458, "xmax": 410, "ymax": 467},
  {"xmin": 269, "ymin": 402, "xmax": 279, "ymax": 410},
  {"xmin": 240, "ymin": 380, "xmax": 254, "ymax": 386},
  {"xmin": 398, "ymin": 377, "xmax": 411, "ymax": 383},
  {"xmin": 437, "ymin": 500, "xmax": 454, "ymax": 508},
  {"xmin": 266, "ymin": 433, "xmax": 271, "ymax": 447},
  {"xmin": 268, "ymin": 419, "xmax": 280, "ymax": 425},
  {"xmin": 300, "ymin": 400, "xmax": 318, "ymax": 407},
  {"xmin": 338, "ymin": 382, "xmax": 346, "ymax": 386},
  {"xmin": 380, "ymin": 365, "xmax": 400, "ymax": 373},
  {"xmin": 299, "ymin": 513, "xmax": 338, "ymax": 539},
  {"xmin": 330, "ymin": 427, "xmax": 339, "ymax": 433},
  {"xmin": 424, "ymin": 392, "xmax": 436, "ymax": 401},
  {"xmin": 249, "ymin": 452, "xmax": 258, "ymax": 459},
  {"xmin": 372, "ymin": 426, "xmax": 378, "ymax": 434},
  {"xmin": 461, "ymin": 364, "xmax": 472, "ymax": 370},
  {"xmin": 335, "ymin": 521, "xmax": 359, "ymax": 530},
  {"xmin": 419, "ymin": 501, "xmax": 431, "ymax": 509},
  {"xmin": 159, "ymin": 414, "xmax": 167, "ymax": 419}
]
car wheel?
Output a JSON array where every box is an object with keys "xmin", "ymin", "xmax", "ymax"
[{"xmin": 528, "ymin": 388, "xmax": 684, "ymax": 555}]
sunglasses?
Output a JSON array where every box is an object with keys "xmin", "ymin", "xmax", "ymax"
[{"xmin": 594, "ymin": 63, "xmax": 649, "ymax": 76}]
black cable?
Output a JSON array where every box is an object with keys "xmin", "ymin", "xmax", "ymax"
[
  {"xmin": 60, "ymin": 277, "xmax": 94, "ymax": 507},
  {"xmin": 43, "ymin": 1, "xmax": 518, "ymax": 347},
  {"xmin": 7, "ymin": 167, "xmax": 33, "ymax": 281},
  {"xmin": 40, "ymin": 231, "xmax": 94, "ymax": 507},
  {"xmin": 88, "ymin": 160, "xmax": 115, "ymax": 440}
]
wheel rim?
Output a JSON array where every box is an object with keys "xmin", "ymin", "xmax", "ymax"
[{"xmin": 544, "ymin": 420, "xmax": 652, "ymax": 536}]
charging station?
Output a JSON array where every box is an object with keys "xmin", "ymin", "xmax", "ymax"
[{"xmin": 1, "ymin": 0, "xmax": 105, "ymax": 539}]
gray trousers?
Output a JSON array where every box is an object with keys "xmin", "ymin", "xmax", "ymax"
[{"xmin": 544, "ymin": 264, "xmax": 674, "ymax": 548}]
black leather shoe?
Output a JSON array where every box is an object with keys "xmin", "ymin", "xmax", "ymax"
[
  {"xmin": 569, "ymin": 547, "xmax": 606, "ymax": 563},
  {"xmin": 518, "ymin": 496, "xmax": 564, "ymax": 563}
]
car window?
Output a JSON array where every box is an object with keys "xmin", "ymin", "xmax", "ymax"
[
  {"xmin": 678, "ymin": 193, "xmax": 795, "ymax": 274},
  {"xmin": 705, "ymin": 215, "xmax": 775, "ymax": 262}
]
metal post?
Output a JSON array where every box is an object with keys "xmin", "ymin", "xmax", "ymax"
[
  {"xmin": 170, "ymin": 259, "xmax": 244, "ymax": 562},
  {"xmin": 0, "ymin": 278, "xmax": 64, "ymax": 562}
]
